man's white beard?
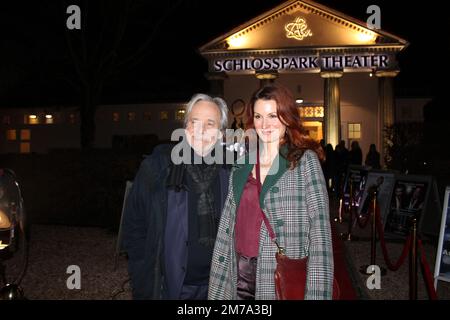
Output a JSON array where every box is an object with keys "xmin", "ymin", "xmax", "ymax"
[{"xmin": 185, "ymin": 129, "xmax": 218, "ymax": 157}]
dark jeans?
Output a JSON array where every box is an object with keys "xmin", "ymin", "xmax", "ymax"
[
  {"xmin": 179, "ymin": 284, "xmax": 208, "ymax": 300},
  {"xmin": 236, "ymin": 253, "xmax": 257, "ymax": 300}
]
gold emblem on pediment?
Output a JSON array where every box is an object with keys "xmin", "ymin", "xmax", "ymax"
[{"xmin": 285, "ymin": 17, "xmax": 312, "ymax": 41}]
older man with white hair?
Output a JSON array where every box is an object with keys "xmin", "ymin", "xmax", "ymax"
[{"xmin": 122, "ymin": 93, "xmax": 231, "ymax": 299}]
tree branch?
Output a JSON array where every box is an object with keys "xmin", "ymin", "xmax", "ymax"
[{"xmin": 114, "ymin": 0, "xmax": 184, "ymax": 72}]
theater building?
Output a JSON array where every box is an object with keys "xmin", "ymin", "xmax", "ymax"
[
  {"xmin": 200, "ymin": 0, "xmax": 409, "ymax": 164},
  {"xmin": 2, "ymin": 0, "xmax": 416, "ymax": 159}
]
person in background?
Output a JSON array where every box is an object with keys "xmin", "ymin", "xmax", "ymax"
[
  {"xmin": 365, "ymin": 144, "xmax": 381, "ymax": 169},
  {"xmin": 348, "ymin": 140, "xmax": 363, "ymax": 166},
  {"xmin": 334, "ymin": 140, "xmax": 349, "ymax": 196}
]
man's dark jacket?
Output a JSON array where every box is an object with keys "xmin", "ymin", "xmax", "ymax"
[{"xmin": 121, "ymin": 144, "xmax": 230, "ymax": 299}]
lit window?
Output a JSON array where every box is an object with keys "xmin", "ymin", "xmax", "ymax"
[
  {"xmin": 6, "ymin": 130, "xmax": 17, "ymax": 141},
  {"xmin": 3, "ymin": 116, "xmax": 11, "ymax": 125},
  {"xmin": 314, "ymin": 107, "xmax": 324, "ymax": 118},
  {"xmin": 69, "ymin": 114, "xmax": 76, "ymax": 124},
  {"xmin": 175, "ymin": 109, "xmax": 186, "ymax": 121},
  {"xmin": 299, "ymin": 106, "xmax": 324, "ymax": 118},
  {"xmin": 143, "ymin": 112, "xmax": 152, "ymax": 120},
  {"xmin": 20, "ymin": 142, "xmax": 30, "ymax": 154},
  {"xmin": 128, "ymin": 112, "xmax": 136, "ymax": 121},
  {"xmin": 112, "ymin": 112, "xmax": 120, "ymax": 122},
  {"xmin": 20, "ymin": 129, "xmax": 31, "ymax": 141},
  {"xmin": 160, "ymin": 111, "xmax": 169, "ymax": 120},
  {"xmin": 348, "ymin": 123, "xmax": 361, "ymax": 139},
  {"xmin": 45, "ymin": 114, "xmax": 54, "ymax": 124},
  {"xmin": 28, "ymin": 115, "xmax": 39, "ymax": 125}
]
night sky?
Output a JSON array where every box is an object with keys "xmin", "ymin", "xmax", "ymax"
[{"xmin": 1, "ymin": 0, "xmax": 449, "ymax": 108}]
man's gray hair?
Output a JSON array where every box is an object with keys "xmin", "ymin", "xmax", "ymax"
[{"xmin": 184, "ymin": 93, "xmax": 228, "ymax": 130}]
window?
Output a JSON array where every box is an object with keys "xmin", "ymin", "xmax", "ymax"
[
  {"xmin": 299, "ymin": 106, "xmax": 324, "ymax": 118},
  {"xmin": 401, "ymin": 106, "xmax": 413, "ymax": 119},
  {"xmin": 69, "ymin": 113, "xmax": 76, "ymax": 124},
  {"xmin": 20, "ymin": 129, "xmax": 31, "ymax": 141},
  {"xmin": 6, "ymin": 130, "xmax": 17, "ymax": 141},
  {"xmin": 160, "ymin": 111, "xmax": 169, "ymax": 120},
  {"xmin": 27, "ymin": 115, "xmax": 39, "ymax": 125},
  {"xmin": 112, "ymin": 112, "xmax": 120, "ymax": 122},
  {"xmin": 20, "ymin": 142, "xmax": 30, "ymax": 154},
  {"xmin": 175, "ymin": 109, "xmax": 186, "ymax": 121},
  {"xmin": 2, "ymin": 115, "xmax": 11, "ymax": 125},
  {"xmin": 128, "ymin": 112, "xmax": 136, "ymax": 121},
  {"xmin": 314, "ymin": 107, "xmax": 324, "ymax": 118},
  {"xmin": 348, "ymin": 123, "xmax": 361, "ymax": 139},
  {"xmin": 143, "ymin": 112, "xmax": 152, "ymax": 120},
  {"xmin": 45, "ymin": 114, "xmax": 54, "ymax": 124}
]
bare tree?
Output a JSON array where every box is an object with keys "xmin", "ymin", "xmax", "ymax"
[{"xmin": 63, "ymin": 0, "xmax": 184, "ymax": 149}]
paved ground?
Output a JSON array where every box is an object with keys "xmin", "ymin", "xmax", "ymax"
[
  {"xmin": 1, "ymin": 225, "xmax": 132, "ymax": 300},
  {"xmin": 1, "ymin": 197, "xmax": 450, "ymax": 300},
  {"xmin": 333, "ymin": 197, "xmax": 450, "ymax": 300}
]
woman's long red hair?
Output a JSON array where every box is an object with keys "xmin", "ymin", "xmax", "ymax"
[{"xmin": 245, "ymin": 84, "xmax": 324, "ymax": 168}]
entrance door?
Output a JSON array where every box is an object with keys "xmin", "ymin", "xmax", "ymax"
[{"xmin": 302, "ymin": 121, "xmax": 323, "ymax": 142}]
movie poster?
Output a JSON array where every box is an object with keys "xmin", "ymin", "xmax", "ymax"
[
  {"xmin": 384, "ymin": 178, "xmax": 429, "ymax": 237},
  {"xmin": 438, "ymin": 191, "xmax": 450, "ymax": 277},
  {"xmin": 343, "ymin": 165, "xmax": 370, "ymax": 210},
  {"xmin": 358, "ymin": 171, "xmax": 396, "ymax": 227}
]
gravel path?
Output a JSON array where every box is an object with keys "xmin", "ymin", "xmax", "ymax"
[
  {"xmin": 1, "ymin": 225, "xmax": 132, "ymax": 300},
  {"xmin": 2, "ymin": 202, "xmax": 450, "ymax": 300}
]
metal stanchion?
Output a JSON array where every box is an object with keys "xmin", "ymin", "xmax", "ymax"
[
  {"xmin": 334, "ymin": 197, "xmax": 344, "ymax": 224},
  {"xmin": 334, "ymin": 177, "xmax": 345, "ymax": 224},
  {"xmin": 359, "ymin": 191, "xmax": 386, "ymax": 275},
  {"xmin": 409, "ymin": 218, "xmax": 418, "ymax": 300},
  {"xmin": 340, "ymin": 178, "xmax": 358, "ymax": 241}
]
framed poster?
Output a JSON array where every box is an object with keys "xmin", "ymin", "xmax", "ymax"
[
  {"xmin": 358, "ymin": 170, "xmax": 396, "ymax": 228},
  {"xmin": 384, "ymin": 175, "xmax": 432, "ymax": 238},
  {"xmin": 342, "ymin": 165, "xmax": 370, "ymax": 210},
  {"xmin": 434, "ymin": 186, "xmax": 450, "ymax": 289}
]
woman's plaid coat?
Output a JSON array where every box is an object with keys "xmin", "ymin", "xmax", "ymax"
[{"xmin": 208, "ymin": 149, "xmax": 334, "ymax": 300}]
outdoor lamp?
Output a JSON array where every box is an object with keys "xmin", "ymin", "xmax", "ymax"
[
  {"xmin": 0, "ymin": 168, "xmax": 27, "ymax": 300},
  {"xmin": 0, "ymin": 209, "xmax": 11, "ymax": 229}
]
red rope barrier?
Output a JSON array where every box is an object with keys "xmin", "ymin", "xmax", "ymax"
[
  {"xmin": 417, "ymin": 239, "xmax": 438, "ymax": 300},
  {"xmin": 355, "ymin": 208, "xmax": 371, "ymax": 229},
  {"xmin": 374, "ymin": 206, "xmax": 412, "ymax": 271}
]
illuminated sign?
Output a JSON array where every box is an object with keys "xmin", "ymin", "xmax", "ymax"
[
  {"xmin": 213, "ymin": 54, "xmax": 391, "ymax": 73},
  {"xmin": 285, "ymin": 17, "xmax": 312, "ymax": 41}
]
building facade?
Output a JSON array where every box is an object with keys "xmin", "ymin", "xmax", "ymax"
[
  {"xmin": 0, "ymin": 103, "xmax": 188, "ymax": 154},
  {"xmin": 2, "ymin": 0, "xmax": 424, "ymax": 158},
  {"xmin": 199, "ymin": 0, "xmax": 409, "ymax": 165}
]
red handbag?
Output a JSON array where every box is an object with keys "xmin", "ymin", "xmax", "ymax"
[
  {"xmin": 256, "ymin": 149, "xmax": 339, "ymax": 300},
  {"xmin": 274, "ymin": 252, "xmax": 340, "ymax": 299},
  {"xmin": 274, "ymin": 252, "xmax": 309, "ymax": 299}
]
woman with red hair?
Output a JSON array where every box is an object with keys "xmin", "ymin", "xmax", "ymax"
[{"xmin": 208, "ymin": 84, "xmax": 333, "ymax": 300}]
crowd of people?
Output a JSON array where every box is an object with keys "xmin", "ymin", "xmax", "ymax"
[{"xmin": 320, "ymin": 139, "xmax": 381, "ymax": 196}]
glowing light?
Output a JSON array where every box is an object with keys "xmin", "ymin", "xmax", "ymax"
[
  {"xmin": 45, "ymin": 114, "xmax": 53, "ymax": 119},
  {"xmin": 357, "ymin": 32, "xmax": 376, "ymax": 43},
  {"xmin": 0, "ymin": 241, "xmax": 8, "ymax": 250},
  {"xmin": 28, "ymin": 114, "xmax": 39, "ymax": 124},
  {"xmin": 296, "ymin": 99, "xmax": 304, "ymax": 104},
  {"xmin": 285, "ymin": 17, "xmax": 312, "ymax": 41},
  {"xmin": 228, "ymin": 35, "xmax": 246, "ymax": 48},
  {"xmin": 0, "ymin": 210, "xmax": 12, "ymax": 229}
]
